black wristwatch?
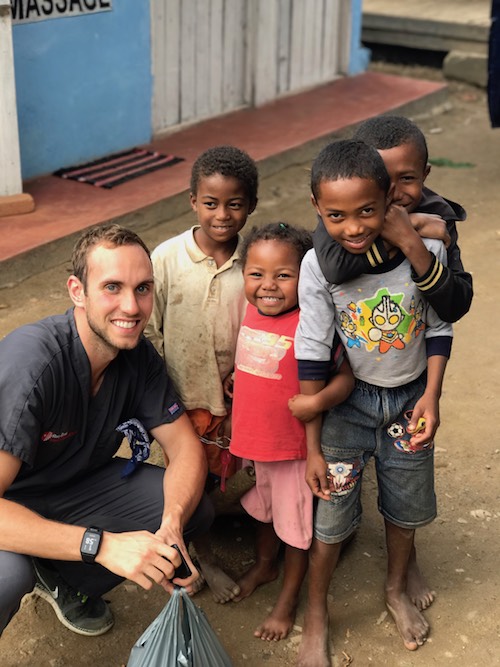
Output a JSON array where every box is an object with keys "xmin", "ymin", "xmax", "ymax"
[{"xmin": 80, "ymin": 526, "xmax": 103, "ymax": 564}]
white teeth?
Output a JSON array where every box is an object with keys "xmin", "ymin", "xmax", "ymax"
[
  {"xmin": 113, "ymin": 320, "xmax": 136, "ymax": 329},
  {"xmin": 261, "ymin": 297, "xmax": 280, "ymax": 302}
]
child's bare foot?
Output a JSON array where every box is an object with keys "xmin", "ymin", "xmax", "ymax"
[
  {"xmin": 296, "ymin": 609, "xmax": 331, "ymax": 667},
  {"xmin": 407, "ymin": 556, "xmax": 436, "ymax": 610},
  {"xmin": 233, "ymin": 561, "xmax": 279, "ymax": 602},
  {"xmin": 386, "ymin": 590, "xmax": 429, "ymax": 651},
  {"xmin": 198, "ymin": 560, "xmax": 241, "ymax": 603},
  {"xmin": 191, "ymin": 570, "xmax": 206, "ymax": 595},
  {"xmin": 254, "ymin": 598, "xmax": 297, "ymax": 641}
]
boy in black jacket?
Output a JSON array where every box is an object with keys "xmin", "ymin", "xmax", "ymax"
[{"xmin": 313, "ymin": 115, "xmax": 472, "ymax": 323}]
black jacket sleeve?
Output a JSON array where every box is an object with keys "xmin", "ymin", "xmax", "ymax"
[
  {"xmin": 411, "ymin": 251, "xmax": 473, "ymax": 323},
  {"xmin": 313, "ymin": 190, "xmax": 473, "ymax": 323},
  {"xmin": 313, "ymin": 217, "xmax": 389, "ymax": 283},
  {"xmin": 413, "ymin": 189, "xmax": 473, "ymax": 322}
]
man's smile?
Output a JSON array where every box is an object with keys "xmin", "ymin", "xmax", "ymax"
[{"xmin": 112, "ymin": 319, "xmax": 140, "ymax": 329}]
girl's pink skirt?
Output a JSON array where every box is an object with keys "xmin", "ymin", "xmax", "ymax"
[{"xmin": 241, "ymin": 459, "xmax": 313, "ymax": 550}]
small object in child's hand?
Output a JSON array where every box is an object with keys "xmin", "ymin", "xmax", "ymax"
[
  {"xmin": 170, "ymin": 544, "xmax": 192, "ymax": 580},
  {"xmin": 409, "ymin": 417, "xmax": 426, "ymax": 434}
]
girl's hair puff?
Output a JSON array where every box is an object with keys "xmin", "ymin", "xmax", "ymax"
[
  {"xmin": 190, "ymin": 145, "xmax": 258, "ymax": 208},
  {"xmin": 240, "ymin": 222, "xmax": 312, "ymax": 268}
]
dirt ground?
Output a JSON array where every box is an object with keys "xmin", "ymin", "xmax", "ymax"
[{"xmin": 0, "ymin": 62, "xmax": 499, "ymax": 666}]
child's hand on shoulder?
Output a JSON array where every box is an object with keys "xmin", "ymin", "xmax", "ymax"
[
  {"xmin": 409, "ymin": 212, "xmax": 451, "ymax": 247},
  {"xmin": 288, "ymin": 393, "xmax": 320, "ymax": 422}
]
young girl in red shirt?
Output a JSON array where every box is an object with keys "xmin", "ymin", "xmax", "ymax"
[{"xmin": 229, "ymin": 222, "xmax": 354, "ymax": 641}]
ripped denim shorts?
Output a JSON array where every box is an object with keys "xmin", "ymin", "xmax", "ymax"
[{"xmin": 314, "ymin": 372, "xmax": 436, "ymax": 544}]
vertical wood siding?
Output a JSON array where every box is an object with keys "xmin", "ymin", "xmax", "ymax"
[{"xmin": 151, "ymin": 0, "xmax": 349, "ymax": 134}]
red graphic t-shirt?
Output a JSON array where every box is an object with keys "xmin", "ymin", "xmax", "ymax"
[{"xmin": 230, "ymin": 304, "xmax": 306, "ymax": 462}]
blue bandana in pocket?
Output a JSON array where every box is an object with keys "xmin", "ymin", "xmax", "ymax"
[{"xmin": 116, "ymin": 418, "xmax": 151, "ymax": 478}]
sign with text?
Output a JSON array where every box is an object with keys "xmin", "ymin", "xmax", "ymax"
[{"xmin": 11, "ymin": 0, "xmax": 112, "ymax": 24}]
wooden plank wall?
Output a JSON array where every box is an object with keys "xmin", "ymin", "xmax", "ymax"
[{"xmin": 151, "ymin": 0, "xmax": 347, "ymax": 135}]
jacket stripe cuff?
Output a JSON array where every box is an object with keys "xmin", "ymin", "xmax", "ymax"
[{"xmin": 413, "ymin": 254, "xmax": 444, "ymax": 291}]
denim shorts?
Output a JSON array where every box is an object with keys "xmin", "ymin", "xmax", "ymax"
[{"xmin": 314, "ymin": 373, "xmax": 436, "ymax": 544}]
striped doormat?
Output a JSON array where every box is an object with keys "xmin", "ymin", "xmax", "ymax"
[{"xmin": 54, "ymin": 148, "xmax": 184, "ymax": 189}]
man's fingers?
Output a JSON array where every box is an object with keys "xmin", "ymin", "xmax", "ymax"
[
  {"xmin": 155, "ymin": 543, "xmax": 182, "ymax": 568},
  {"xmin": 144, "ymin": 560, "xmax": 174, "ymax": 585},
  {"xmin": 160, "ymin": 579, "xmax": 175, "ymax": 594},
  {"xmin": 134, "ymin": 572, "xmax": 155, "ymax": 590},
  {"xmin": 156, "ymin": 554, "xmax": 177, "ymax": 579},
  {"xmin": 137, "ymin": 553, "xmax": 179, "ymax": 589}
]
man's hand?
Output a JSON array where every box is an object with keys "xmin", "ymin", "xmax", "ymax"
[
  {"xmin": 288, "ymin": 393, "xmax": 321, "ymax": 422},
  {"xmin": 305, "ymin": 452, "xmax": 330, "ymax": 500},
  {"xmin": 149, "ymin": 416, "xmax": 206, "ymax": 592},
  {"xmin": 96, "ymin": 530, "xmax": 198, "ymax": 594},
  {"xmin": 155, "ymin": 524, "xmax": 199, "ymax": 594}
]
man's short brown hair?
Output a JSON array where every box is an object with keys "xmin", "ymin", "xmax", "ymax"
[{"xmin": 71, "ymin": 223, "xmax": 151, "ymax": 289}]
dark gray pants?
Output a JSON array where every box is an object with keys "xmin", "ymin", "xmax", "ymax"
[{"xmin": 0, "ymin": 459, "xmax": 213, "ymax": 634}]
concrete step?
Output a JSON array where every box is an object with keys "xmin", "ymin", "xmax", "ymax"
[
  {"xmin": 363, "ymin": 15, "xmax": 489, "ymax": 55},
  {"xmin": 363, "ymin": 0, "xmax": 490, "ymax": 53},
  {"xmin": 362, "ymin": 0, "xmax": 491, "ymax": 87}
]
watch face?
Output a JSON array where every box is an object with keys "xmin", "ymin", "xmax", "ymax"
[{"xmin": 82, "ymin": 534, "xmax": 99, "ymax": 555}]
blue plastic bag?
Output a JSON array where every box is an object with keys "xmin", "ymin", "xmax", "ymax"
[{"xmin": 127, "ymin": 587, "xmax": 233, "ymax": 667}]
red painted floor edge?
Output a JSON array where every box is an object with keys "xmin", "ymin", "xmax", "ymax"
[{"xmin": 0, "ymin": 72, "xmax": 445, "ymax": 264}]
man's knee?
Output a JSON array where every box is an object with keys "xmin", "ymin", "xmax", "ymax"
[{"xmin": 0, "ymin": 552, "xmax": 35, "ymax": 635}]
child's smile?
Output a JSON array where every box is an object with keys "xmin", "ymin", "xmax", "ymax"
[
  {"xmin": 313, "ymin": 177, "xmax": 387, "ymax": 254},
  {"xmin": 190, "ymin": 173, "xmax": 253, "ymax": 249},
  {"xmin": 378, "ymin": 142, "xmax": 430, "ymax": 213},
  {"xmin": 243, "ymin": 240, "xmax": 300, "ymax": 316}
]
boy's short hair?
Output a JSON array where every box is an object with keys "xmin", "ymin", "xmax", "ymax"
[
  {"xmin": 311, "ymin": 140, "xmax": 390, "ymax": 201},
  {"xmin": 190, "ymin": 145, "xmax": 259, "ymax": 208},
  {"xmin": 352, "ymin": 115, "xmax": 428, "ymax": 169},
  {"xmin": 71, "ymin": 223, "xmax": 150, "ymax": 288},
  {"xmin": 240, "ymin": 222, "xmax": 312, "ymax": 267}
]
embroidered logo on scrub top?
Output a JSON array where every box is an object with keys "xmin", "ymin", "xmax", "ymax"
[{"xmin": 41, "ymin": 431, "xmax": 76, "ymax": 443}]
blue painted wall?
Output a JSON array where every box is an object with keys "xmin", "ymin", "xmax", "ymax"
[
  {"xmin": 349, "ymin": 0, "xmax": 371, "ymax": 75},
  {"xmin": 11, "ymin": 1, "xmax": 367, "ymax": 181},
  {"xmin": 12, "ymin": 2, "xmax": 152, "ymax": 180}
]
